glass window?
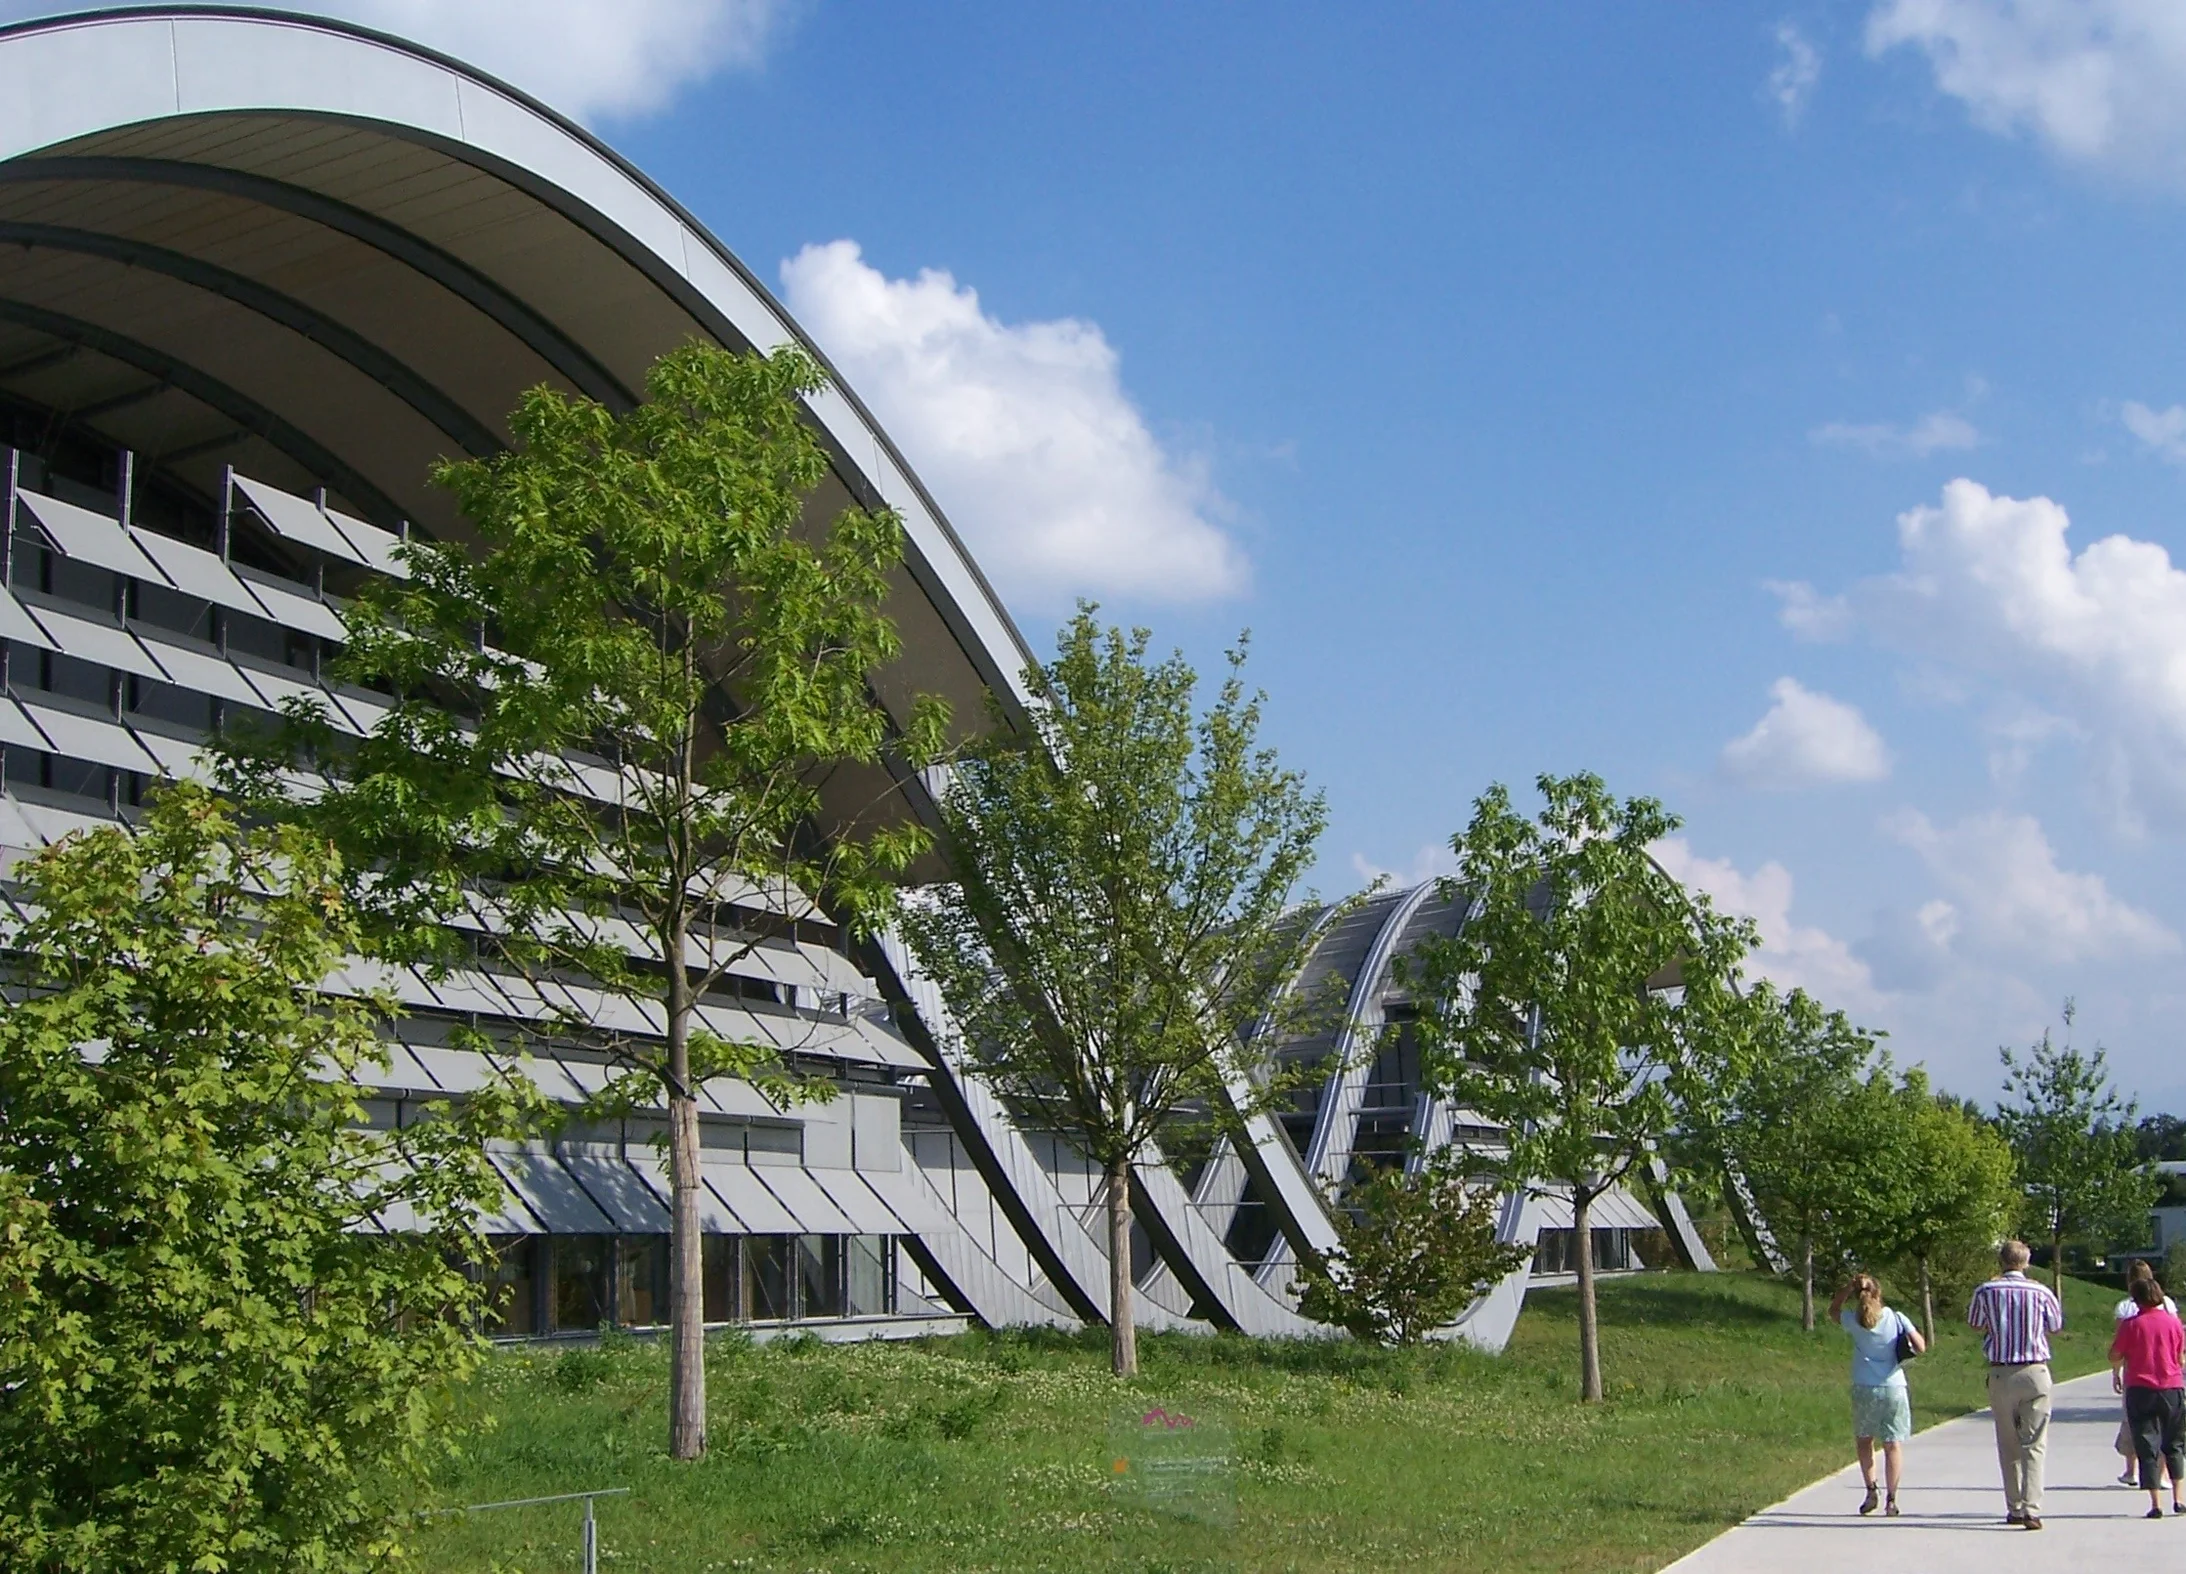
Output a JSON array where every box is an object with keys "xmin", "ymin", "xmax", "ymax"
[
  {"xmin": 798, "ymin": 1235, "xmax": 843, "ymax": 1319},
  {"xmin": 484, "ymin": 1235, "xmax": 538, "ymax": 1337},
  {"xmin": 43, "ymin": 755, "xmax": 109, "ymax": 807},
  {"xmin": 126, "ymin": 675, "xmax": 214, "ymax": 734},
  {"xmin": 44, "ymin": 554, "xmax": 116, "ymax": 617},
  {"xmin": 846, "ymin": 1235, "xmax": 893, "ymax": 1318},
  {"xmin": 28, "ymin": 651, "xmax": 111, "ymax": 709},
  {"xmin": 703, "ymin": 1234, "xmax": 739, "ymax": 1323},
  {"xmin": 130, "ymin": 581, "xmax": 215, "ymax": 643},
  {"xmin": 550, "ymin": 1235, "xmax": 610, "ymax": 1333},
  {"xmin": 745, "ymin": 1234, "xmax": 792, "ymax": 1321},
  {"xmin": 616, "ymin": 1235, "xmax": 669, "ymax": 1327}
]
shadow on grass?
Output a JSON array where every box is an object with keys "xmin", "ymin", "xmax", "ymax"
[{"xmin": 1527, "ymin": 1275, "xmax": 1795, "ymax": 1331}]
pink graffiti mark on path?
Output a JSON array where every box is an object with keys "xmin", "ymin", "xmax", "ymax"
[{"xmin": 1139, "ymin": 1408, "xmax": 1197, "ymax": 1429}]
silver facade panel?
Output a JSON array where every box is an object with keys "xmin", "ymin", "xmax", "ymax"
[
  {"xmin": 559, "ymin": 1149, "xmax": 671, "ymax": 1233},
  {"xmin": 18, "ymin": 703, "xmax": 157, "ymax": 772},
  {"xmin": 17, "ymin": 488, "xmax": 162, "ymax": 581},
  {"xmin": 0, "ymin": 590, "xmax": 53, "ymax": 648},
  {"xmin": 321, "ymin": 505, "xmax": 408, "ymax": 578},
  {"xmin": 490, "ymin": 1147, "xmax": 614, "ymax": 1234},
  {"xmin": 703, "ymin": 1162, "xmax": 803, "ymax": 1234},
  {"xmin": 750, "ymin": 1164, "xmax": 858, "ymax": 1235},
  {"xmin": 32, "ymin": 604, "xmax": 171, "ymax": 684},
  {"xmin": 0, "ymin": 696, "xmax": 48, "ymax": 750},
  {"xmin": 130, "ymin": 728, "xmax": 211, "ymax": 781},
  {"xmin": 134, "ymin": 637, "xmax": 269, "ymax": 707},
  {"xmin": 234, "ymin": 571, "xmax": 347, "ymax": 641},
  {"xmin": 128, "ymin": 526, "xmax": 274, "ymax": 621},
  {"xmin": 233, "ymin": 473, "xmax": 365, "ymax": 563},
  {"xmin": 810, "ymin": 1167, "xmax": 915, "ymax": 1234},
  {"xmin": 627, "ymin": 1151, "xmax": 746, "ymax": 1232}
]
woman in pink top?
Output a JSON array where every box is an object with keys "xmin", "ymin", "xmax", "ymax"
[{"xmin": 2109, "ymin": 1275, "xmax": 2186, "ymax": 1519}]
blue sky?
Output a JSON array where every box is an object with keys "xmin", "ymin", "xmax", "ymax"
[{"xmin": 41, "ymin": 1, "xmax": 2186, "ymax": 1109}]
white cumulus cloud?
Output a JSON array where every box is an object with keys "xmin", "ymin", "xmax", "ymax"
[
  {"xmin": 2122, "ymin": 400, "xmax": 2186, "ymax": 463},
  {"xmin": 16, "ymin": 0, "xmax": 795, "ymax": 120},
  {"xmin": 1886, "ymin": 807, "xmax": 2177, "ymax": 961},
  {"xmin": 1866, "ymin": 0, "xmax": 2186, "ymax": 188},
  {"xmin": 1651, "ymin": 838, "xmax": 1888, "ymax": 1012},
  {"xmin": 1770, "ymin": 22, "xmax": 1824, "ymax": 126},
  {"xmin": 1855, "ymin": 478, "xmax": 2186, "ymax": 826},
  {"xmin": 1721, "ymin": 677, "xmax": 1893, "ymax": 789},
  {"xmin": 780, "ymin": 240, "xmax": 1248, "ymax": 606},
  {"xmin": 1767, "ymin": 579, "xmax": 1857, "ymax": 641},
  {"xmin": 1349, "ymin": 843, "xmax": 1458, "ymax": 890},
  {"xmin": 1811, "ymin": 409, "xmax": 1982, "ymax": 458}
]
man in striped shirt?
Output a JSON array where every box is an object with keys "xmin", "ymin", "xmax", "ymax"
[{"xmin": 1967, "ymin": 1239, "xmax": 2066, "ymax": 1530}]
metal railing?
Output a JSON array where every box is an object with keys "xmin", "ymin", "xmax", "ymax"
[{"xmin": 427, "ymin": 1487, "xmax": 628, "ymax": 1574}]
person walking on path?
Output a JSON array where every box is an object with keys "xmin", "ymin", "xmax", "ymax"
[
  {"xmin": 1967, "ymin": 1239, "xmax": 2065, "ymax": 1530},
  {"xmin": 1828, "ymin": 1272, "xmax": 1927, "ymax": 1517},
  {"xmin": 2109, "ymin": 1275, "xmax": 2186, "ymax": 1519},
  {"xmin": 2113, "ymin": 1259, "xmax": 2178, "ymax": 1484}
]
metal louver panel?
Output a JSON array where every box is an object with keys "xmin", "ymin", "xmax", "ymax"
[
  {"xmin": 17, "ymin": 489, "xmax": 163, "ymax": 582},
  {"xmin": 235, "ymin": 572, "xmax": 347, "ymax": 641},
  {"xmin": 703, "ymin": 1162, "xmax": 803, "ymax": 1233},
  {"xmin": 233, "ymin": 475, "xmax": 365, "ymax": 564},
  {"xmin": 0, "ymin": 697, "xmax": 49, "ymax": 749},
  {"xmin": 135, "ymin": 638, "xmax": 270, "ymax": 707},
  {"xmin": 33, "ymin": 605, "xmax": 171, "ymax": 684},
  {"xmin": 750, "ymin": 1164, "xmax": 858, "ymax": 1234},
  {"xmin": 17, "ymin": 704, "xmax": 156, "ymax": 772},
  {"xmin": 128, "ymin": 527, "xmax": 273, "ymax": 621},
  {"xmin": 490, "ymin": 1147, "xmax": 615, "ymax": 1234},
  {"xmin": 0, "ymin": 591, "xmax": 54, "ymax": 649},
  {"xmin": 559, "ymin": 1150, "xmax": 672, "ymax": 1232}
]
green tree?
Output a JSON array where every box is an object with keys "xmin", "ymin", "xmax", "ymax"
[
  {"xmin": 1882, "ymin": 1070, "xmax": 2017, "ymax": 1341},
  {"xmin": 0, "ymin": 785, "xmax": 526, "ymax": 1571},
  {"xmin": 902, "ymin": 611, "xmax": 1326, "ymax": 1377},
  {"xmin": 1296, "ymin": 1151, "xmax": 1531, "ymax": 1345},
  {"xmin": 1997, "ymin": 1005, "xmax": 2158, "ymax": 1293},
  {"xmin": 1404, "ymin": 773, "xmax": 1759, "ymax": 1402},
  {"xmin": 1717, "ymin": 985, "xmax": 1892, "ymax": 1332},
  {"xmin": 220, "ymin": 343, "xmax": 943, "ymax": 1460}
]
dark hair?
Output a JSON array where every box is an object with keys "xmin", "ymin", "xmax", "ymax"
[{"xmin": 2134, "ymin": 1277, "xmax": 2165, "ymax": 1310}]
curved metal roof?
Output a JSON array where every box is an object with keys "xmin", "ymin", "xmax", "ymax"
[{"xmin": 0, "ymin": 6, "xmax": 1034, "ymax": 746}]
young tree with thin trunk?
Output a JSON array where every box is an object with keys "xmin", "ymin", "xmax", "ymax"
[
  {"xmin": 901, "ymin": 611, "xmax": 1326, "ymax": 1377},
  {"xmin": 1882, "ymin": 1069, "xmax": 2017, "ymax": 1341},
  {"xmin": 1717, "ymin": 985, "xmax": 1891, "ymax": 1331},
  {"xmin": 1403, "ymin": 774, "xmax": 1758, "ymax": 1402},
  {"xmin": 1998, "ymin": 1006, "xmax": 2156, "ymax": 1295},
  {"xmin": 220, "ymin": 343, "xmax": 943, "ymax": 1461}
]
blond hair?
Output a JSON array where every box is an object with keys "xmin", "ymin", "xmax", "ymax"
[{"xmin": 1853, "ymin": 1273, "xmax": 1884, "ymax": 1331}]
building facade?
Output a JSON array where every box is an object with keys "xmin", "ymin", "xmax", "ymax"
[{"xmin": 0, "ymin": 8, "xmax": 1698, "ymax": 1350}]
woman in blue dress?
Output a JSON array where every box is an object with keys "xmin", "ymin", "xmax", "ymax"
[{"xmin": 1828, "ymin": 1272, "xmax": 1928, "ymax": 1516}]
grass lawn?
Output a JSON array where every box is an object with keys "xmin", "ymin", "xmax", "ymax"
[{"xmin": 410, "ymin": 1270, "xmax": 2117, "ymax": 1573}]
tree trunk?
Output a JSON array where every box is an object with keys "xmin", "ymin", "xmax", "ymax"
[
  {"xmin": 1108, "ymin": 1156, "xmax": 1138, "ymax": 1378},
  {"xmin": 1800, "ymin": 1234, "xmax": 1815, "ymax": 1333},
  {"xmin": 1919, "ymin": 1254, "xmax": 1935, "ymax": 1345},
  {"xmin": 2052, "ymin": 1227, "xmax": 2064, "ymax": 1296},
  {"xmin": 1574, "ymin": 1188, "xmax": 1602, "ymax": 1403},
  {"xmin": 666, "ymin": 928, "xmax": 707, "ymax": 1460}
]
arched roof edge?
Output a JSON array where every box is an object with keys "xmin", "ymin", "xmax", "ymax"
[{"xmin": 0, "ymin": 6, "xmax": 1037, "ymax": 717}]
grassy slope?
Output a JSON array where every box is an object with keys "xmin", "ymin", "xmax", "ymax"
[{"xmin": 411, "ymin": 1271, "xmax": 2117, "ymax": 1574}]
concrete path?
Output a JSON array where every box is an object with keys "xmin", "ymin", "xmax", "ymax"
[{"xmin": 1666, "ymin": 1371, "xmax": 2185, "ymax": 1570}]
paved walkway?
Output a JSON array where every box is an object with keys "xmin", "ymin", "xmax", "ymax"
[{"xmin": 1666, "ymin": 1371, "xmax": 2185, "ymax": 1570}]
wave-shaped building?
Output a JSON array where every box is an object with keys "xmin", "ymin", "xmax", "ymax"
[{"xmin": 0, "ymin": 8, "xmax": 1708, "ymax": 1349}]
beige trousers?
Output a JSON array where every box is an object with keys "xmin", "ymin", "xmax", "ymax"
[{"xmin": 1987, "ymin": 1362, "xmax": 2053, "ymax": 1517}]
